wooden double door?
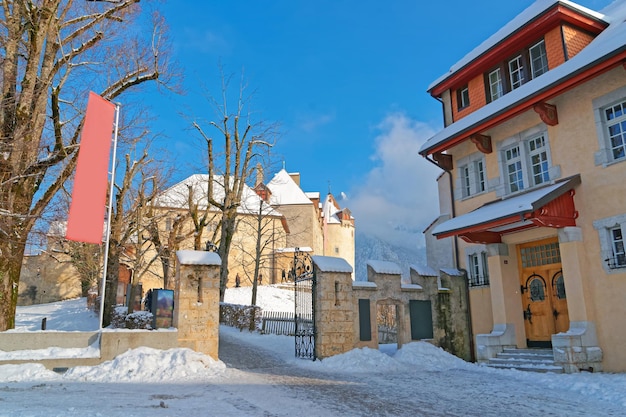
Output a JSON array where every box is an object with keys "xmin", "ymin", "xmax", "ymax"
[{"xmin": 518, "ymin": 239, "xmax": 569, "ymax": 348}]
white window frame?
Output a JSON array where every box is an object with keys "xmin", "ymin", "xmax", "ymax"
[
  {"xmin": 594, "ymin": 86, "xmax": 626, "ymax": 167},
  {"xmin": 509, "ymin": 55, "xmax": 524, "ymax": 90},
  {"xmin": 459, "ymin": 86, "xmax": 470, "ymax": 109},
  {"xmin": 499, "ymin": 128, "xmax": 554, "ymax": 195},
  {"xmin": 488, "ymin": 68, "xmax": 503, "ymax": 102},
  {"xmin": 529, "ymin": 39, "xmax": 548, "ymax": 78},
  {"xmin": 456, "ymin": 154, "xmax": 487, "ymax": 200},
  {"xmin": 527, "ymin": 135, "xmax": 550, "ymax": 186},
  {"xmin": 504, "ymin": 144, "xmax": 524, "ymax": 193},
  {"xmin": 466, "ymin": 245, "xmax": 489, "ymax": 287},
  {"xmin": 593, "ymin": 213, "xmax": 626, "ymax": 274}
]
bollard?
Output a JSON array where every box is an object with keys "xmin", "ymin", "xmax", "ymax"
[{"xmin": 41, "ymin": 317, "xmax": 47, "ymax": 330}]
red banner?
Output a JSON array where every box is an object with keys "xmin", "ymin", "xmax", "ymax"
[{"xmin": 65, "ymin": 92, "xmax": 116, "ymax": 244}]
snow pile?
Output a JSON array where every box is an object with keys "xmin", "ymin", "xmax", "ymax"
[
  {"xmin": 393, "ymin": 341, "xmax": 474, "ymax": 371},
  {"xmin": 316, "ymin": 346, "xmax": 402, "ymax": 372},
  {"xmin": 0, "ymin": 363, "xmax": 61, "ymax": 382},
  {"xmin": 64, "ymin": 347, "xmax": 226, "ymax": 382}
]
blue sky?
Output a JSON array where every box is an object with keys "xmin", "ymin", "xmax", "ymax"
[{"xmin": 144, "ymin": 0, "xmax": 613, "ymax": 248}]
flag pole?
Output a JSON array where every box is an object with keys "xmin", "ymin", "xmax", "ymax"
[{"xmin": 99, "ymin": 103, "xmax": 121, "ymax": 330}]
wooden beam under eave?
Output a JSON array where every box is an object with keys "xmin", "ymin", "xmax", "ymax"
[
  {"xmin": 433, "ymin": 152, "xmax": 453, "ymax": 171},
  {"xmin": 459, "ymin": 231, "xmax": 502, "ymax": 244},
  {"xmin": 534, "ymin": 102, "xmax": 558, "ymax": 126},
  {"xmin": 470, "ymin": 133, "xmax": 492, "ymax": 154}
]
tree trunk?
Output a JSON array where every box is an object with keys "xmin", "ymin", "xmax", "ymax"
[
  {"xmin": 102, "ymin": 241, "xmax": 120, "ymax": 328},
  {"xmin": 0, "ymin": 240, "xmax": 25, "ymax": 330},
  {"xmin": 218, "ymin": 212, "xmax": 238, "ymax": 302}
]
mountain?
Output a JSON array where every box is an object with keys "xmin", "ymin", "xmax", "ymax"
[{"xmin": 354, "ymin": 232, "xmax": 426, "ymax": 281}]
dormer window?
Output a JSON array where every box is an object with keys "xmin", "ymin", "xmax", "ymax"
[
  {"xmin": 509, "ymin": 55, "xmax": 525, "ymax": 90},
  {"xmin": 457, "ymin": 86, "xmax": 470, "ymax": 110},
  {"xmin": 488, "ymin": 68, "xmax": 504, "ymax": 102},
  {"xmin": 484, "ymin": 37, "xmax": 550, "ymax": 103},
  {"xmin": 530, "ymin": 39, "xmax": 549, "ymax": 78}
]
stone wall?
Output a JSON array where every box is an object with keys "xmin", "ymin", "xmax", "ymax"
[{"xmin": 312, "ymin": 256, "xmax": 472, "ymax": 362}]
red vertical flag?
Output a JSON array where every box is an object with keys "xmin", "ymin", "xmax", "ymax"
[{"xmin": 65, "ymin": 92, "xmax": 116, "ymax": 244}]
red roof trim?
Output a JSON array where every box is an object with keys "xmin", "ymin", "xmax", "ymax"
[
  {"xmin": 425, "ymin": 49, "xmax": 626, "ymax": 156},
  {"xmin": 430, "ymin": 4, "xmax": 607, "ymax": 96}
]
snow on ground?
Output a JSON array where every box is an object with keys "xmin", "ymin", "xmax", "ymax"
[
  {"xmin": 223, "ymin": 283, "xmax": 295, "ymax": 312},
  {"xmin": 1, "ymin": 285, "xmax": 625, "ymax": 416}
]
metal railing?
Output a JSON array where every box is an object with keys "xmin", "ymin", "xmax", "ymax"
[{"xmin": 468, "ymin": 274, "xmax": 490, "ymax": 287}]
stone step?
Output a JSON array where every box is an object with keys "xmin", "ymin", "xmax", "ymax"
[
  {"xmin": 497, "ymin": 352, "xmax": 554, "ymax": 361},
  {"xmin": 485, "ymin": 348, "xmax": 564, "ymax": 374},
  {"xmin": 486, "ymin": 362, "xmax": 564, "ymax": 373},
  {"xmin": 502, "ymin": 348, "xmax": 554, "ymax": 356}
]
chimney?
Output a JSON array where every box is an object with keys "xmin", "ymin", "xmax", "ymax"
[{"xmin": 289, "ymin": 172, "xmax": 301, "ymax": 187}]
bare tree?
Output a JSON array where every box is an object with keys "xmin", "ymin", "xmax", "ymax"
[
  {"xmin": 191, "ymin": 71, "xmax": 276, "ymax": 301},
  {"xmin": 0, "ymin": 1, "xmax": 175, "ymax": 330}
]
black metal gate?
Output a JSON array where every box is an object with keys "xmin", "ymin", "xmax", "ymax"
[{"xmin": 293, "ymin": 248, "xmax": 316, "ymax": 360}]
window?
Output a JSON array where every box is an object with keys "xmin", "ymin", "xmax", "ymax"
[
  {"xmin": 467, "ymin": 250, "xmax": 489, "ymax": 287},
  {"xmin": 509, "ymin": 55, "xmax": 524, "ymax": 90},
  {"xmin": 505, "ymin": 145, "xmax": 524, "ymax": 192},
  {"xmin": 593, "ymin": 86, "xmax": 626, "ymax": 166},
  {"xmin": 529, "ymin": 40, "xmax": 548, "ymax": 78},
  {"xmin": 610, "ymin": 227, "xmax": 626, "ymax": 268},
  {"xmin": 458, "ymin": 156, "xmax": 487, "ymax": 199},
  {"xmin": 488, "ymin": 68, "xmax": 503, "ymax": 102},
  {"xmin": 605, "ymin": 99, "xmax": 626, "ymax": 161},
  {"xmin": 461, "ymin": 165, "xmax": 471, "ymax": 197},
  {"xmin": 476, "ymin": 160, "xmax": 486, "ymax": 192},
  {"xmin": 457, "ymin": 86, "xmax": 470, "ymax": 110},
  {"xmin": 501, "ymin": 133, "xmax": 552, "ymax": 194},
  {"xmin": 484, "ymin": 38, "xmax": 549, "ymax": 103},
  {"xmin": 592, "ymin": 214, "xmax": 626, "ymax": 273},
  {"xmin": 528, "ymin": 135, "xmax": 550, "ymax": 185}
]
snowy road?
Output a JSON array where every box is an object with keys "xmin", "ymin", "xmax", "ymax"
[
  {"xmin": 2, "ymin": 323, "xmax": 625, "ymax": 416},
  {"xmin": 216, "ymin": 330, "xmax": 623, "ymax": 417}
]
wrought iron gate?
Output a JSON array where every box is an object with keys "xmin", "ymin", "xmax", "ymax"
[{"xmin": 293, "ymin": 248, "xmax": 316, "ymax": 360}]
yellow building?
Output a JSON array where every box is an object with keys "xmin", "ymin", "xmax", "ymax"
[
  {"xmin": 149, "ymin": 170, "xmax": 355, "ymax": 289},
  {"xmin": 420, "ymin": 0, "xmax": 626, "ymax": 372},
  {"xmin": 262, "ymin": 169, "xmax": 355, "ymax": 280}
]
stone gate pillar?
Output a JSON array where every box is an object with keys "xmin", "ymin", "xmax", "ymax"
[
  {"xmin": 312, "ymin": 256, "xmax": 354, "ymax": 359},
  {"xmin": 173, "ymin": 250, "xmax": 221, "ymax": 360}
]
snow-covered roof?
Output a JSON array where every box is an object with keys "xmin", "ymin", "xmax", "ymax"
[
  {"xmin": 305, "ymin": 192, "xmax": 320, "ymax": 199},
  {"xmin": 367, "ymin": 260, "xmax": 403, "ymax": 275},
  {"xmin": 266, "ymin": 169, "xmax": 313, "ymax": 205},
  {"xmin": 153, "ymin": 174, "xmax": 281, "ymax": 217},
  {"xmin": 411, "ymin": 264, "xmax": 438, "ymax": 277},
  {"xmin": 432, "ymin": 176, "xmax": 579, "ymax": 236},
  {"xmin": 176, "ymin": 250, "xmax": 221, "ymax": 266},
  {"xmin": 420, "ymin": 0, "xmax": 626, "ymax": 155},
  {"xmin": 321, "ymin": 194, "xmax": 341, "ymax": 224},
  {"xmin": 440, "ymin": 268, "xmax": 463, "ymax": 277},
  {"xmin": 428, "ymin": 0, "xmax": 605, "ymax": 91},
  {"xmin": 311, "ymin": 256, "xmax": 353, "ymax": 273}
]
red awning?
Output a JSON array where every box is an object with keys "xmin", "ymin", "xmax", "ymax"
[{"xmin": 433, "ymin": 175, "xmax": 580, "ymax": 244}]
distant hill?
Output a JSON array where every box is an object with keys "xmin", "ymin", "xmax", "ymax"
[{"xmin": 354, "ymin": 232, "xmax": 426, "ymax": 281}]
